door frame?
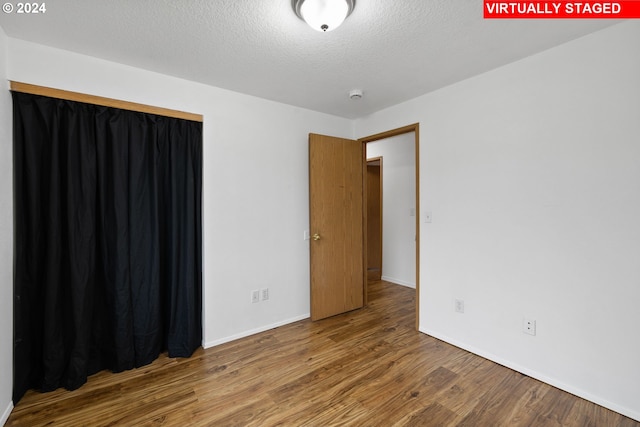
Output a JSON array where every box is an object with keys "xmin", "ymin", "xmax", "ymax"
[{"xmin": 359, "ymin": 123, "xmax": 420, "ymax": 329}]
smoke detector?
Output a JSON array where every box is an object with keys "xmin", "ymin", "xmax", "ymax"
[{"xmin": 349, "ymin": 89, "xmax": 363, "ymax": 100}]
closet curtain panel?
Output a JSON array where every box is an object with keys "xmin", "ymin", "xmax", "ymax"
[{"xmin": 12, "ymin": 92, "xmax": 203, "ymax": 403}]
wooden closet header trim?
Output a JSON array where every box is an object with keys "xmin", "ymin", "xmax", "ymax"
[{"xmin": 10, "ymin": 81, "xmax": 203, "ymax": 123}]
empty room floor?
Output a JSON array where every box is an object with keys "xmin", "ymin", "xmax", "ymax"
[{"xmin": 7, "ymin": 281, "xmax": 639, "ymax": 426}]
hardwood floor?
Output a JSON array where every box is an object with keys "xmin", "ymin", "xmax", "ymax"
[{"xmin": 7, "ymin": 281, "xmax": 639, "ymax": 426}]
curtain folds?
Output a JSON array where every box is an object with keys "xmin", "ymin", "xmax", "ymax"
[{"xmin": 12, "ymin": 92, "xmax": 203, "ymax": 403}]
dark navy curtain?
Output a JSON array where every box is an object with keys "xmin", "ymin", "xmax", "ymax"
[{"xmin": 12, "ymin": 92, "xmax": 202, "ymax": 403}]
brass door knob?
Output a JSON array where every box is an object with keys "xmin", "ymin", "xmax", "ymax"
[{"xmin": 312, "ymin": 233, "xmax": 321, "ymax": 241}]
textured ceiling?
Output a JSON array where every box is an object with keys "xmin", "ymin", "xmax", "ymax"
[{"xmin": 0, "ymin": 0, "xmax": 622, "ymax": 119}]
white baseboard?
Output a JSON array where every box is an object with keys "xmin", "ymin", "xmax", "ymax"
[
  {"xmin": 1, "ymin": 400, "xmax": 13, "ymax": 426},
  {"xmin": 202, "ymin": 313, "xmax": 310, "ymax": 349},
  {"xmin": 420, "ymin": 327, "xmax": 640, "ymax": 423},
  {"xmin": 381, "ymin": 275, "xmax": 415, "ymax": 289}
]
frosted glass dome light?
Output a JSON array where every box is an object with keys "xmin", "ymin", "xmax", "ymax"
[{"xmin": 293, "ymin": 0, "xmax": 356, "ymax": 32}]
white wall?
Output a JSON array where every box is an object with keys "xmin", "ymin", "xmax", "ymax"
[
  {"xmin": 0, "ymin": 25, "xmax": 14, "ymax": 426},
  {"xmin": 5, "ymin": 39, "xmax": 353, "ymax": 354},
  {"xmin": 366, "ymin": 134, "xmax": 416, "ymax": 287},
  {"xmin": 355, "ymin": 21, "xmax": 640, "ymax": 421}
]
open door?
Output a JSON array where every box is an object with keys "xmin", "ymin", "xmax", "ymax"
[{"xmin": 309, "ymin": 133, "xmax": 365, "ymax": 321}]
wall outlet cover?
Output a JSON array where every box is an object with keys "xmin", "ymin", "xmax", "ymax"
[{"xmin": 523, "ymin": 318, "xmax": 536, "ymax": 336}]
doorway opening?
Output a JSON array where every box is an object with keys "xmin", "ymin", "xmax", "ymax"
[
  {"xmin": 308, "ymin": 125, "xmax": 419, "ymax": 326},
  {"xmin": 360, "ymin": 124, "xmax": 420, "ymax": 329},
  {"xmin": 366, "ymin": 157, "xmax": 383, "ymax": 283}
]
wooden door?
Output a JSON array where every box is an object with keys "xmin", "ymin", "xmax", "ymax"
[{"xmin": 309, "ymin": 133, "xmax": 364, "ymax": 321}]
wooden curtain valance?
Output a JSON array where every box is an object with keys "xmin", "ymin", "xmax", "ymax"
[{"xmin": 10, "ymin": 81, "xmax": 203, "ymax": 123}]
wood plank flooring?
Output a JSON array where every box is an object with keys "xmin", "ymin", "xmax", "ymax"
[{"xmin": 7, "ymin": 281, "xmax": 639, "ymax": 426}]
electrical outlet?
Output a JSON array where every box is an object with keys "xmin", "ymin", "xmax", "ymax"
[
  {"xmin": 523, "ymin": 318, "xmax": 536, "ymax": 336},
  {"xmin": 261, "ymin": 288, "xmax": 269, "ymax": 301},
  {"xmin": 454, "ymin": 299, "xmax": 464, "ymax": 313},
  {"xmin": 251, "ymin": 290, "xmax": 260, "ymax": 304}
]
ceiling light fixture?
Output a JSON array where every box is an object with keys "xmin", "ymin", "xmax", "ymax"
[{"xmin": 293, "ymin": 0, "xmax": 356, "ymax": 32}]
